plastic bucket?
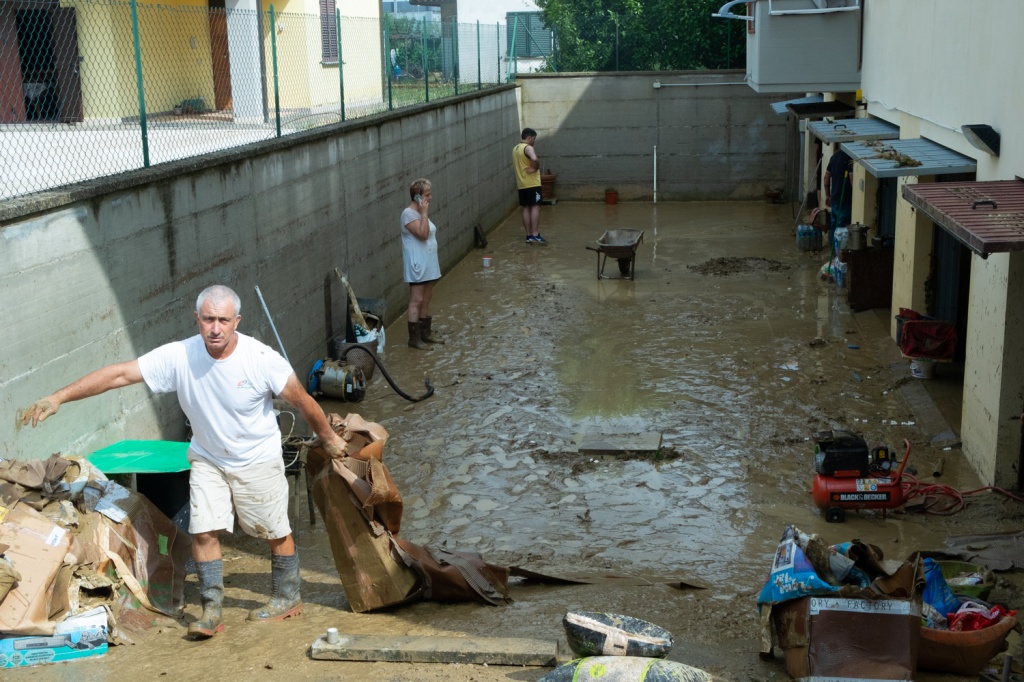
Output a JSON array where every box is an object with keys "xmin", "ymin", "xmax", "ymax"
[
  {"xmin": 482, "ymin": 255, "xmax": 492, "ymax": 268},
  {"xmin": 910, "ymin": 358, "xmax": 936, "ymax": 379}
]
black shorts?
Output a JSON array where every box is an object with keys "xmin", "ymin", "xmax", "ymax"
[{"xmin": 518, "ymin": 187, "xmax": 542, "ymax": 207}]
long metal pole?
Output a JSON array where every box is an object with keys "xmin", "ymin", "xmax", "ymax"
[
  {"xmin": 385, "ymin": 16, "xmax": 393, "ymax": 110},
  {"xmin": 270, "ymin": 5, "xmax": 281, "ymax": 137},
  {"xmin": 422, "ymin": 17, "xmax": 429, "ymax": 102},
  {"xmin": 476, "ymin": 21, "xmax": 481, "ymax": 89},
  {"xmin": 129, "ymin": 0, "xmax": 149, "ymax": 167},
  {"xmin": 255, "ymin": 286, "xmax": 290, "ymax": 364},
  {"xmin": 337, "ymin": 8, "xmax": 345, "ymax": 121},
  {"xmin": 452, "ymin": 17, "xmax": 459, "ymax": 96}
]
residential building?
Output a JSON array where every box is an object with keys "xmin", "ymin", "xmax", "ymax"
[{"xmin": 716, "ymin": 0, "xmax": 1024, "ymax": 487}]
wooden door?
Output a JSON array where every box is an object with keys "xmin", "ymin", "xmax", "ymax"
[
  {"xmin": 209, "ymin": 0, "xmax": 232, "ymax": 111},
  {"xmin": 0, "ymin": 7, "xmax": 27, "ymax": 123}
]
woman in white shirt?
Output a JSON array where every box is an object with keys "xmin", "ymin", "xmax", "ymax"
[{"xmin": 401, "ymin": 178, "xmax": 444, "ymax": 349}]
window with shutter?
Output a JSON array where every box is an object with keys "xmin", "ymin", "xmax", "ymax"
[
  {"xmin": 320, "ymin": 0, "xmax": 338, "ymax": 63},
  {"xmin": 506, "ymin": 12, "xmax": 552, "ymax": 58}
]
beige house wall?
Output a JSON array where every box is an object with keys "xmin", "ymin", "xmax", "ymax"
[{"xmin": 860, "ymin": 0, "xmax": 1024, "ymax": 486}]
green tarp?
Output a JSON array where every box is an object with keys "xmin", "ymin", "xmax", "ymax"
[{"xmin": 88, "ymin": 440, "xmax": 190, "ymax": 474}]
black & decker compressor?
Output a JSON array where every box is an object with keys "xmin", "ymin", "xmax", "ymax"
[{"xmin": 811, "ymin": 430, "xmax": 912, "ymax": 522}]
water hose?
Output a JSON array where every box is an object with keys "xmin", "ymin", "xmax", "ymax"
[{"xmin": 338, "ymin": 344, "xmax": 433, "ymax": 402}]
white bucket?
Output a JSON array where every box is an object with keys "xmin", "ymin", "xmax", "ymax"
[
  {"xmin": 482, "ymin": 255, "xmax": 492, "ymax": 268},
  {"xmin": 910, "ymin": 358, "xmax": 935, "ymax": 379}
]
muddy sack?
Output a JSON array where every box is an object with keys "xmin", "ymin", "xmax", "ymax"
[{"xmin": 306, "ymin": 414, "xmax": 510, "ymax": 613}]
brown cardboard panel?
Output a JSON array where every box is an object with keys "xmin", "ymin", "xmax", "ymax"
[
  {"xmin": 773, "ymin": 596, "xmax": 920, "ymax": 681},
  {"xmin": 0, "ymin": 505, "xmax": 72, "ymax": 635}
]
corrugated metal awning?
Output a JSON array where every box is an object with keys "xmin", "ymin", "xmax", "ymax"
[
  {"xmin": 841, "ymin": 138, "xmax": 977, "ymax": 178},
  {"xmin": 903, "ymin": 180, "xmax": 1024, "ymax": 257},
  {"xmin": 770, "ymin": 94, "xmax": 823, "ymax": 115},
  {"xmin": 786, "ymin": 100, "xmax": 856, "ymax": 120},
  {"xmin": 809, "ymin": 118, "xmax": 899, "ymax": 144}
]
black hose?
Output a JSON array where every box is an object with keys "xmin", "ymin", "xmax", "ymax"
[{"xmin": 338, "ymin": 344, "xmax": 434, "ymax": 402}]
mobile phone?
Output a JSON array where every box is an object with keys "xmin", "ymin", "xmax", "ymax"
[{"xmin": 414, "ymin": 194, "xmax": 423, "ymax": 205}]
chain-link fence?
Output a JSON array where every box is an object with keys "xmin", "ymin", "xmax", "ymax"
[{"xmin": 0, "ymin": 1, "xmax": 508, "ymax": 201}]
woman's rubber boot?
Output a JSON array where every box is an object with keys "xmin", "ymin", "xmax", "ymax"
[
  {"xmin": 247, "ymin": 553, "xmax": 303, "ymax": 622},
  {"xmin": 187, "ymin": 560, "xmax": 225, "ymax": 639},
  {"xmin": 419, "ymin": 317, "xmax": 446, "ymax": 344},
  {"xmin": 407, "ymin": 320, "xmax": 429, "ymax": 350}
]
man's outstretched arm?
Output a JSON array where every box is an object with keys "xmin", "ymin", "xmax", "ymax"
[{"xmin": 21, "ymin": 360, "xmax": 144, "ymax": 427}]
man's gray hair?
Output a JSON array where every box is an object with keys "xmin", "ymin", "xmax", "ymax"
[{"xmin": 196, "ymin": 285, "xmax": 241, "ymax": 316}]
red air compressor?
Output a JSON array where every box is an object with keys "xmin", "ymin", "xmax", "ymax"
[{"xmin": 811, "ymin": 430, "xmax": 912, "ymax": 522}]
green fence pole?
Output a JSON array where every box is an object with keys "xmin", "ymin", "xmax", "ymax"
[
  {"xmin": 453, "ymin": 17, "xmax": 459, "ymax": 96},
  {"xmin": 336, "ymin": 8, "xmax": 345, "ymax": 121},
  {"xmin": 129, "ymin": 0, "xmax": 149, "ymax": 167},
  {"xmin": 422, "ymin": 17, "xmax": 428, "ymax": 102},
  {"xmin": 476, "ymin": 21, "xmax": 481, "ymax": 90},
  {"xmin": 496, "ymin": 22, "xmax": 500, "ymax": 83},
  {"xmin": 270, "ymin": 6, "xmax": 281, "ymax": 137},
  {"xmin": 385, "ymin": 16, "xmax": 393, "ymax": 111},
  {"xmin": 509, "ymin": 16, "xmax": 518, "ymax": 82}
]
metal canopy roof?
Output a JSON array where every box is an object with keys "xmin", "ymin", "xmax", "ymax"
[
  {"xmin": 841, "ymin": 138, "xmax": 977, "ymax": 178},
  {"xmin": 786, "ymin": 100, "xmax": 856, "ymax": 120},
  {"xmin": 903, "ymin": 180, "xmax": 1024, "ymax": 257},
  {"xmin": 770, "ymin": 94, "xmax": 822, "ymax": 115},
  {"xmin": 809, "ymin": 118, "xmax": 900, "ymax": 144}
]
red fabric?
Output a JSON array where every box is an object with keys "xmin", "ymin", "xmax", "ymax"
[{"xmin": 900, "ymin": 320, "xmax": 957, "ymax": 359}]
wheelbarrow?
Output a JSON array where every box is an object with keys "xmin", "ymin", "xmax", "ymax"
[{"xmin": 586, "ymin": 228, "xmax": 644, "ymax": 280}]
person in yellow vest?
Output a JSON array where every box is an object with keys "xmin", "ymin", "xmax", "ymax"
[{"xmin": 512, "ymin": 128, "xmax": 546, "ymax": 245}]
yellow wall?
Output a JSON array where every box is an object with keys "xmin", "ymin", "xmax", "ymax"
[{"xmin": 67, "ymin": 0, "xmax": 381, "ymax": 121}]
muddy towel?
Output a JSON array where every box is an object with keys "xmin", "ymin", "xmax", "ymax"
[{"xmin": 306, "ymin": 414, "xmax": 510, "ymax": 613}]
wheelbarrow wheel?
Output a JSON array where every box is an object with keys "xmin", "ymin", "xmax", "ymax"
[{"xmin": 617, "ymin": 258, "xmax": 631, "ymax": 275}]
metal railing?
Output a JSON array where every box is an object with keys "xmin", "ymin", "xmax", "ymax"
[{"xmin": 0, "ymin": 1, "xmax": 509, "ymax": 201}]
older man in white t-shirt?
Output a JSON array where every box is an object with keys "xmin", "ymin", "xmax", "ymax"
[{"xmin": 21, "ymin": 284, "xmax": 345, "ymax": 640}]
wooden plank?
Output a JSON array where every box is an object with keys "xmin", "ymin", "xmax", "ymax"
[
  {"xmin": 310, "ymin": 633, "xmax": 560, "ymax": 666},
  {"xmin": 578, "ymin": 432, "xmax": 663, "ymax": 454}
]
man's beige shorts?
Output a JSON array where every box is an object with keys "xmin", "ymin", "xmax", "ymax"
[{"xmin": 187, "ymin": 453, "xmax": 291, "ymax": 540}]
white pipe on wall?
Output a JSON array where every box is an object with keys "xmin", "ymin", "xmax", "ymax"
[{"xmin": 653, "ymin": 145, "xmax": 657, "ymax": 203}]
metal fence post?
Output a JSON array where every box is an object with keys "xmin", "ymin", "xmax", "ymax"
[
  {"xmin": 496, "ymin": 22, "xmax": 500, "ymax": 83},
  {"xmin": 336, "ymin": 8, "xmax": 345, "ymax": 122},
  {"xmin": 384, "ymin": 16, "xmax": 393, "ymax": 111},
  {"xmin": 270, "ymin": 5, "xmax": 281, "ymax": 137},
  {"xmin": 422, "ymin": 17, "xmax": 428, "ymax": 103},
  {"xmin": 509, "ymin": 16, "xmax": 518, "ymax": 82},
  {"xmin": 476, "ymin": 21, "xmax": 481, "ymax": 89},
  {"xmin": 129, "ymin": 0, "xmax": 149, "ymax": 167},
  {"xmin": 453, "ymin": 17, "xmax": 459, "ymax": 95}
]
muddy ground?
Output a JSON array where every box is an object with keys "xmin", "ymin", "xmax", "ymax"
[{"xmin": 20, "ymin": 201, "xmax": 1024, "ymax": 681}]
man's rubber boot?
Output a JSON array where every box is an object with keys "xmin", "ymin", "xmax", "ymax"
[
  {"xmin": 247, "ymin": 553, "xmax": 303, "ymax": 622},
  {"xmin": 187, "ymin": 560, "xmax": 225, "ymax": 639},
  {"xmin": 419, "ymin": 317, "xmax": 445, "ymax": 344},
  {"xmin": 407, "ymin": 321, "xmax": 429, "ymax": 350}
]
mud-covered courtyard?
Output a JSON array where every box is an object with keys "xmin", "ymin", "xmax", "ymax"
[{"xmin": 17, "ymin": 200, "xmax": 1024, "ymax": 681}]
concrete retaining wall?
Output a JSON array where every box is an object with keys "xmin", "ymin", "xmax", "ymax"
[
  {"xmin": 1, "ymin": 87, "xmax": 519, "ymax": 459},
  {"xmin": 2, "ymin": 73, "xmax": 793, "ymax": 461},
  {"xmin": 517, "ymin": 71, "xmax": 793, "ymax": 201}
]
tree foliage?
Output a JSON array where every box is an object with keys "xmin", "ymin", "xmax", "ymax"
[{"xmin": 535, "ymin": 0, "xmax": 746, "ymax": 72}]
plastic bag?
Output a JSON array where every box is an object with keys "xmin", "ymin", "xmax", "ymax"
[
  {"xmin": 922, "ymin": 558, "xmax": 961, "ymax": 621},
  {"xmin": 949, "ymin": 601, "xmax": 1017, "ymax": 632}
]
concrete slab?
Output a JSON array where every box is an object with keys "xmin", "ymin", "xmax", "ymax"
[
  {"xmin": 578, "ymin": 432, "xmax": 663, "ymax": 454},
  {"xmin": 310, "ymin": 633, "xmax": 560, "ymax": 666}
]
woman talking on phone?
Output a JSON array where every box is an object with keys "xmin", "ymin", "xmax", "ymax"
[{"xmin": 401, "ymin": 178, "xmax": 444, "ymax": 350}]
